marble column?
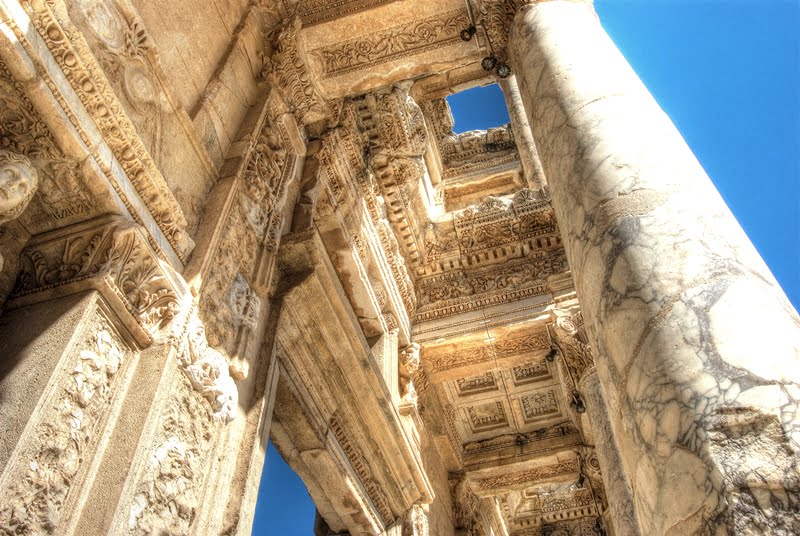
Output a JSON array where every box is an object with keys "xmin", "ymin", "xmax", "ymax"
[
  {"xmin": 498, "ymin": 75, "xmax": 546, "ymax": 188},
  {"xmin": 580, "ymin": 367, "xmax": 642, "ymax": 536},
  {"xmin": 509, "ymin": 2, "xmax": 800, "ymax": 534}
]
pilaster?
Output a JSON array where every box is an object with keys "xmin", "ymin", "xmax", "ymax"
[{"xmin": 0, "ymin": 214, "xmax": 184, "ymax": 534}]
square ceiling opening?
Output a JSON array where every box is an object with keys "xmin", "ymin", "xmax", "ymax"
[{"xmin": 446, "ymin": 83, "xmax": 510, "ymax": 134}]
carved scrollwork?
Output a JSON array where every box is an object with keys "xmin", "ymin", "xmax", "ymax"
[{"xmin": 311, "ymin": 9, "xmax": 470, "ymax": 78}]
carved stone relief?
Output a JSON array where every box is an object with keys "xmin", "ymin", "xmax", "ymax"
[
  {"xmin": 0, "ymin": 150, "xmax": 38, "ymax": 225},
  {"xmin": 13, "ymin": 2, "xmax": 194, "ymax": 259},
  {"xmin": 266, "ymin": 17, "xmax": 332, "ymax": 126},
  {"xmin": 311, "ymin": 10, "xmax": 470, "ymax": 80},
  {"xmin": 0, "ymin": 60, "xmax": 98, "ymax": 232},
  {"xmin": 283, "ymin": 0, "xmax": 397, "ymax": 26},
  {"xmin": 425, "ymin": 329, "xmax": 550, "ymax": 375},
  {"xmin": 329, "ymin": 413, "xmax": 394, "ymax": 525},
  {"xmin": 467, "ymin": 401, "xmax": 509, "ymax": 432},
  {"xmin": 69, "ymin": 1, "xmax": 167, "ymax": 165},
  {"xmin": 127, "ymin": 371, "xmax": 220, "ymax": 535},
  {"xmin": 402, "ymin": 504, "xmax": 429, "ymax": 536},
  {"xmin": 0, "ymin": 149, "xmax": 38, "ymax": 276},
  {"xmin": 0, "ymin": 307, "xmax": 132, "ymax": 534},
  {"xmin": 400, "ymin": 343, "xmax": 422, "ymax": 408},
  {"xmin": 11, "ymin": 216, "xmax": 179, "ymax": 346}
]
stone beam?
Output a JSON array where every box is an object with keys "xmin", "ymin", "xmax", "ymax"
[
  {"xmin": 468, "ymin": 453, "xmax": 580, "ymax": 498},
  {"xmin": 274, "ymin": 230, "xmax": 435, "ymax": 522}
]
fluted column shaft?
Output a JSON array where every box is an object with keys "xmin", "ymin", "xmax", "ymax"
[{"xmin": 508, "ymin": 2, "xmax": 800, "ymax": 534}]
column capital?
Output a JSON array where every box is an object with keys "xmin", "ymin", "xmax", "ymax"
[{"xmin": 9, "ymin": 215, "xmax": 181, "ymax": 346}]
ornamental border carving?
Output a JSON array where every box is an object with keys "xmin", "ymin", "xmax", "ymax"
[
  {"xmin": 473, "ymin": 459, "xmax": 579, "ymax": 492},
  {"xmin": 13, "ymin": 2, "xmax": 193, "ymax": 260},
  {"xmin": 287, "ymin": 0, "xmax": 396, "ymax": 26},
  {"xmin": 329, "ymin": 412, "xmax": 394, "ymax": 525},
  {"xmin": 311, "ymin": 9, "xmax": 470, "ymax": 79}
]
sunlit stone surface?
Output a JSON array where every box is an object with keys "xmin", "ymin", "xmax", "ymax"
[{"xmin": 0, "ymin": 1, "xmax": 796, "ymax": 535}]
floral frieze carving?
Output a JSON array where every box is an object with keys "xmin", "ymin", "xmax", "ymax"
[
  {"xmin": 414, "ymin": 249, "xmax": 567, "ymax": 322},
  {"xmin": 425, "ymin": 330, "xmax": 550, "ymax": 374},
  {"xmin": 311, "ymin": 9, "xmax": 470, "ymax": 78},
  {"xmin": 473, "ymin": 459, "xmax": 579, "ymax": 492},
  {"xmin": 11, "ymin": 216, "xmax": 179, "ymax": 346}
]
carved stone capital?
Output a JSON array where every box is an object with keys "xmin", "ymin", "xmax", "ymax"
[{"xmin": 10, "ymin": 215, "xmax": 180, "ymax": 346}]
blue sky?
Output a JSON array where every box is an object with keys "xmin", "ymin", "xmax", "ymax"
[{"xmin": 252, "ymin": 2, "xmax": 800, "ymax": 534}]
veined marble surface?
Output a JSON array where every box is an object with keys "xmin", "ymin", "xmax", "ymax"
[{"xmin": 510, "ymin": 2, "xmax": 800, "ymax": 534}]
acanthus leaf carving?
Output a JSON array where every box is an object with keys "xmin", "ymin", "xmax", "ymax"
[
  {"xmin": 11, "ymin": 216, "xmax": 180, "ymax": 345},
  {"xmin": 414, "ymin": 250, "xmax": 566, "ymax": 323}
]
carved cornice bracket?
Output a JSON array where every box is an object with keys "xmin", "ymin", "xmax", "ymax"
[
  {"xmin": 10, "ymin": 215, "xmax": 180, "ymax": 346},
  {"xmin": 266, "ymin": 17, "xmax": 333, "ymax": 127}
]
